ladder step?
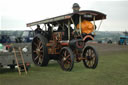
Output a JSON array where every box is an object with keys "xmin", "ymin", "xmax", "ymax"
[{"xmin": 13, "ymin": 47, "xmax": 28, "ymax": 75}]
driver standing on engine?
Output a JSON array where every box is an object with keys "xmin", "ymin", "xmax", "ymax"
[{"xmin": 72, "ymin": 3, "xmax": 94, "ymax": 36}]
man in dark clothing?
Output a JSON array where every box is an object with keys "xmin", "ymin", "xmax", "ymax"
[
  {"xmin": 35, "ymin": 24, "xmax": 42, "ymax": 34},
  {"xmin": 47, "ymin": 24, "xmax": 52, "ymax": 40}
]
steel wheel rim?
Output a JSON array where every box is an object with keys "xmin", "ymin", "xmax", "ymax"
[
  {"xmin": 32, "ymin": 37, "xmax": 43, "ymax": 65},
  {"xmin": 83, "ymin": 48, "xmax": 96, "ymax": 68},
  {"xmin": 61, "ymin": 49, "xmax": 72, "ymax": 70}
]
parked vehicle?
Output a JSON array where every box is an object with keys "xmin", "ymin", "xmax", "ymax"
[
  {"xmin": 21, "ymin": 31, "xmax": 34, "ymax": 43},
  {"xmin": 0, "ymin": 35, "xmax": 11, "ymax": 43},
  {"xmin": 119, "ymin": 35, "xmax": 128, "ymax": 45},
  {"xmin": 0, "ymin": 31, "xmax": 22, "ymax": 43}
]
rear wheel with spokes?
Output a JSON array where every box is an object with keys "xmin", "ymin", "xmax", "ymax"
[
  {"xmin": 82, "ymin": 46, "xmax": 98, "ymax": 69},
  {"xmin": 59, "ymin": 47, "xmax": 74, "ymax": 71},
  {"xmin": 32, "ymin": 34, "xmax": 49, "ymax": 66}
]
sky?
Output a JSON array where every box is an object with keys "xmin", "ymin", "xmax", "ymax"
[{"xmin": 0, "ymin": 0, "xmax": 128, "ymax": 31}]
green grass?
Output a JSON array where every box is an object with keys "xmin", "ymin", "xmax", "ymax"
[{"xmin": 0, "ymin": 50, "xmax": 128, "ymax": 85}]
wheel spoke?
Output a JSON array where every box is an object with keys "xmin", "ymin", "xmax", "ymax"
[
  {"xmin": 91, "ymin": 50, "xmax": 94, "ymax": 56},
  {"xmin": 64, "ymin": 50, "xmax": 67, "ymax": 56},
  {"xmin": 40, "ymin": 55, "xmax": 43, "ymax": 60},
  {"xmin": 36, "ymin": 38, "xmax": 40, "ymax": 43},
  {"xmin": 92, "ymin": 57, "xmax": 95, "ymax": 62},
  {"xmin": 34, "ymin": 56, "xmax": 39, "ymax": 61},
  {"xmin": 68, "ymin": 58, "xmax": 71, "ymax": 61},
  {"xmin": 61, "ymin": 51, "xmax": 64, "ymax": 57},
  {"xmin": 89, "ymin": 61, "xmax": 92, "ymax": 67},
  {"xmin": 92, "ymin": 53, "xmax": 96, "ymax": 58},
  {"xmin": 91, "ymin": 59, "xmax": 94, "ymax": 66},
  {"xmin": 64, "ymin": 63, "xmax": 69, "ymax": 68},
  {"xmin": 37, "ymin": 38, "xmax": 41, "ymax": 47},
  {"xmin": 39, "ymin": 41, "xmax": 43, "ymax": 49},
  {"xmin": 89, "ymin": 49, "xmax": 92, "ymax": 56},
  {"xmin": 33, "ymin": 50, "xmax": 38, "ymax": 54},
  {"xmin": 86, "ymin": 51, "xmax": 88, "ymax": 56},
  {"xmin": 39, "ymin": 57, "xmax": 42, "ymax": 63},
  {"xmin": 88, "ymin": 49, "xmax": 90, "ymax": 56},
  {"xmin": 38, "ymin": 57, "xmax": 42, "ymax": 64},
  {"xmin": 39, "ymin": 49, "xmax": 43, "ymax": 53},
  {"xmin": 87, "ymin": 50, "xmax": 89, "ymax": 56},
  {"xmin": 40, "ymin": 46, "xmax": 43, "ymax": 49},
  {"xmin": 33, "ymin": 50, "xmax": 37, "ymax": 53},
  {"xmin": 86, "ymin": 60, "xmax": 90, "ymax": 66},
  {"xmin": 66, "ymin": 60, "xmax": 71, "ymax": 64},
  {"xmin": 34, "ymin": 43, "xmax": 38, "ymax": 47},
  {"xmin": 39, "ymin": 41, "xmax": 41, "ymax": 47},
  {"xmin": 65, "ymin": 61, "xmax": 71, "ymax": 67},
  {"xmin": 65, "ymin": 55, "xmax": 70, "ymax": 60},
  {"xmin": 90, "ymin": 60, "xmax": 93, "ymax": 66}
]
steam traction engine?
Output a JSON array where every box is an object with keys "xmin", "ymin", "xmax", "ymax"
[{"xmin": 27, "ymin": 4, "xmax": 106, "ymax": 71}]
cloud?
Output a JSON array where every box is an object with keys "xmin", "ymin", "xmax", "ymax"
[{"xmin": 1, "ymin": 0, "xmax": 128, "ymax": 31}]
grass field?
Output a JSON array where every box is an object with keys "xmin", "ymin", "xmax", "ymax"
[{"xmin": 0, "ymin": 44, "xmax": 128, "ymax": 85}]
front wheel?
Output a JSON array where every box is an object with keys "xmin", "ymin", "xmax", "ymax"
[
  {"xmin": 32, "ymin": 34, "xmax": 49, "ymax": 66},
  {"xmin": 82, "ymin": 46, "xmax": 98, "ymax": 69},
  {"xmin": 59, "ymin": 47, "xmax": 74, "ymax": 71}
]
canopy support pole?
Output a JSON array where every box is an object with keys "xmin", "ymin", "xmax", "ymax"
[
  {"xmin": 44, "ymin": 24, "xmax": 46, "ymax": 31},
  {"xmin": 71, "ymin": 18, "xmax": 77, "ymax": 30},
  {"xmin": 97, "ymin": 19, "xmax": 103, "ymax": 31},
  {"xmin": 93, "ymin": 16, "xmax": 96, "ymax": 35},
  {"xmin": 51, "ymin": 24, "xmax": 54, "ymax": 32},
  {"xmin": 68, "ymin": 20, "xmax": 71, "ymax": 40},
  {"xmin": 79, "ymin": 15, "xmax": 82, "ymax": 34}
]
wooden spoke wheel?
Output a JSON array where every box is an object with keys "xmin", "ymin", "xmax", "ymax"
[
  {"xmin": 32, "ymin": 34, "xmax": 49, "ymax": 66},
  {"xmin": 59, "ymin": 47, "xmax": 74, "ymax": 71},
  {"xmin": 82, "ymin": 46, "xmax": 98, "ymax": 69}
]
